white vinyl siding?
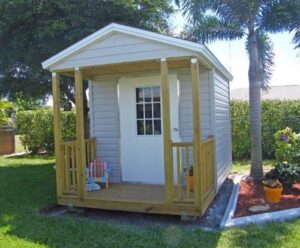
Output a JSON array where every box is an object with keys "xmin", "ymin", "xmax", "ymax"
[
  {"xmin": 213, "ymin": 70, "xmax": 232, "ymax": 190},
  {"xmin": 89, "ymin": 78, "xmax": 120, "ymax": 183},
  {"xmin": 89, "ymin": 68, "xmax": 232, "ymax": 188},
  {"xmin": 51, "ymin": 33, "xmax": 194, "ymax": 70},
  {"xmin": 178, "ymin": 70, "xmax": 213, "ymax": 142}
]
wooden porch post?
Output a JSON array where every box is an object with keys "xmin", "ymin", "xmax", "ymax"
[
  {"xmin": 191, "ymin": 58, "xmax": 203, "ymax": 209},
  {"xmin": 160, "ymin": 59, "xmax": 173, "ymax": 204},
  {"xmin": 75, "ymin": 68, "xmax": 86, "ymax": 201},
  {"xmin": 52, "ymin": 72, "xmax": 63, "ymax": 197}
]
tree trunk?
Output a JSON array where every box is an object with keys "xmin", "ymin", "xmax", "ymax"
[{"xmin": 248, "ymin": 28, "xmax": 264, "ymax": 179}]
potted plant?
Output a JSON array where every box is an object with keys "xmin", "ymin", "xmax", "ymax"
[
  {"xmin": 262, "ymin": 179, "xmax": 283, "ymax": 203},
  {"xmin": 185, "ymin": 166, "xmax": 193, "ymax": 192}
]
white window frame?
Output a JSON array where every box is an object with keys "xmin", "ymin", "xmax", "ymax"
[{"xmin": 135, "ymin": 85, "xmax": 162, "ymax": 136}]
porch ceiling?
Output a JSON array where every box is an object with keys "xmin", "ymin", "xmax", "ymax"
[{"xmin": 56, "ymin": 57, "xmax": 193, "ymax": 80}]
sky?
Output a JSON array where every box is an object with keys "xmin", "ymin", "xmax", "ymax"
[{"xmin": 170, "ymin": 11, "xmax": 300, "ymax": 90}]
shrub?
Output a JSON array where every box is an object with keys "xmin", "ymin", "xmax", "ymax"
[
  {"xmin": 265, "ymin": 162, "xmax": 300, "ymax": 189},
  {"xmin": 231, "ymin": 100, "xmax": 300, "ymax": 160},
  {"xmin": 16, "ymin": 109, "xmax": 76, "ymax": 154},
  {"xmin": 0, "ymin": 99, "xmax": 13, "ymax": 128},
  {"xmin": 274, "ymin": 127, "xmax": 300, "ymax": 164}
]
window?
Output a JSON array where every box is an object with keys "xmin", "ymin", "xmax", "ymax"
[{"xmin": 136, "ymin": 86, "xmax": 161, "ymax": 135}]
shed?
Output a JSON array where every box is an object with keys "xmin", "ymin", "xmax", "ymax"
[{"xmin": 42, "ymin": 23, "xmax": 233, "ymax": 217}]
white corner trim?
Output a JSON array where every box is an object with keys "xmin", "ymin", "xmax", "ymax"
[
  {"xmin": 220, "ymin": 175, "xmax": 242, "ymax": 228},
  {"xmin": 224, "ymin": 206, "xmax": 300, "ymax": 228},
  {"xmin": 42, "ymin": 23, "xmax": 233, "ymax": 81}
]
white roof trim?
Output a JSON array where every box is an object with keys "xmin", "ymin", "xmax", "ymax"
[{"xmin": 42, "ymin": 23, "xmax": 233, "ymax": 81}]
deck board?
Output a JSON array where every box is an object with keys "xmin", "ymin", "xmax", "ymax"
[{"xmin": 86, "ymin": 183, "xmax": 166, "ymax": 203}]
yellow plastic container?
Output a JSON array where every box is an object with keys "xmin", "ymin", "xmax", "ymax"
[
  {"xmin": 189, "ymin": 175, "xmax": 194, "ymax": 192},
  {"xmin": 264, "ymin": 186, "xmax": 283, "ymax": 203}
]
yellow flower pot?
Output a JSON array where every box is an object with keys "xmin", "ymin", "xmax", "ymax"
[
  {"xmin": 263, "ymin": 186, "xmax": 283, "ymax": 203},
  {"xmin": 189, "ymin": 175, "xmax": 194, "ymax": 192}
]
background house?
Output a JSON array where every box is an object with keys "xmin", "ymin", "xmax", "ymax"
[{"xmin": 231, "ymin": 85, "xmax": 300, "ymax": 100}]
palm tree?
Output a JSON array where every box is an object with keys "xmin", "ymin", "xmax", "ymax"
[{"xmin": 177, "ymin": 0, "xmax": 300, "ymax": 178}]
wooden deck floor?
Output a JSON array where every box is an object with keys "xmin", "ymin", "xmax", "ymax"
[
  {"xmin": 86, "ymin": 183, "xmax": 166, "ymax": 203},
  {"xmin": 59, "ymin": 183, "xmax": 201, "ymax": 216}
]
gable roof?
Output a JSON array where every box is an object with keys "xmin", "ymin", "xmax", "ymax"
[{"xmin": 42, "ymin": 23, "xmax": 233, "ymax": 81}]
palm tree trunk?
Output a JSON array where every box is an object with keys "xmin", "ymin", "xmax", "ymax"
[{"xmin": 248, "ymin": 27, "xmax": 263, "ymax": 179}]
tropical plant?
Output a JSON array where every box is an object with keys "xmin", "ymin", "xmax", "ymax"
[
  {"xmin": 184, "ymin": 166, "xmax": 193, "ymax": 176},
  {"xmin": 262, "ymin": 179, "xmax": 282, "ymax": 189},
  {"xmin": 265, "ymin": 162, "xmax": 300, "ymax": 189},
  {"xmin": 274, "ymin": 127, "xmax": 300, "ymax": 164},
  {"xmin": 178, "ymin": 0, "xmax": 300, "ymax": 178}
]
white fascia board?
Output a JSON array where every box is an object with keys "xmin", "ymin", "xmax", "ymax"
[
  {"xmin": 198, "ymin": 47, "xmax": 233, "ymax": 81},
  {"xmin": 42, "ymin": 23, "xmax": 233, "ymax": 81}
]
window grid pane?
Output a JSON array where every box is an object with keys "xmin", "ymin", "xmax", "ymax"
[{"xmin": 136, "ymin": 86, "xmax": 161, "ymax": 136}]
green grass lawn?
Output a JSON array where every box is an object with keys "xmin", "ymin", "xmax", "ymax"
[
  {"xmin": 232, "ymin": 160, "xmax": 275, "ymax": 175},
  {"xmin": 1, "ymin": 156, "xmax": 300, "ymax": 247}
]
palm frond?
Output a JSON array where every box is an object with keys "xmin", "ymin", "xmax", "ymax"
[
  {"xmin": 183, "ymin": 15, "xmax": 244, "ymax": 43},
  {"xmin": 174, "ymin": 0, "xmax": 181, "ymax": 8},
  {"xmin": 246, "ymin": 30, "xmax": 274, "ymax": 91},
  {"xmin": 180, "ymin": 0, "xmax": 255, "ymax": 27},
  {"xmin": 259, "ymin": 0, "xmax": 300, "ymax": 33},
  {"xmin": 180, "ymin": 0, "xmax": 215, "ymax": 23},
  {"xmin": 293, "ymin": 27, "xmax": 300, "ymax": 49}
]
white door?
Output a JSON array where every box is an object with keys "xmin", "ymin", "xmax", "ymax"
[{"xmin": 119, "ymin": 74, "xmax": 180, "ymax": 184}]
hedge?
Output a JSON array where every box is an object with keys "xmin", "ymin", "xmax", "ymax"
[
  {"xmin": 16, "ymin": 109, "xmax": 76, "ymax": 154},
  {"xmin": 231, "ymin": 100, "xmax": 300, "ymax": 160},
  {"xmin": 15, "ymin": 100, "xmax": 300, "ymax": 158},
  {"xmin": 0, "ymin": 99, "xmax": 13, "ymax": 128}
]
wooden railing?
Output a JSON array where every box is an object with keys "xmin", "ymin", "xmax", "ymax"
[
  {"xmin": 61, "ymin": 138, "xmax": 96, "ymax": 194},
  {"xmin": 85, "ymin": 138, "xmax": 96, "ymax": 166},
  {"xmin": 200, "ymin": 136, "xmax": 215, "ymax": 211},
  {"xmin": 172, "ymin": 142, "xmax": 194, "ymax": 203},
  {"xmin": 171, "ymin": 136, "xmax": 215, "ymax": 207}
]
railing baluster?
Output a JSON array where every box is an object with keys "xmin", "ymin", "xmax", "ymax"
[
  {"xmin": 61, "ymin": 147, "xmax": 66, "ymax": 191},
  {"xmin": 86, "ymin": 140, "xmax": 90, "ymax": 165},
  {"xmin": 64, "ymin": 145, "xmax": 69, "ymax": 191},
  {"xmin": 176, "ymin": 147, "xmax": 182, "ymax": 199},
  {"xmin": 71, "ymin": 143, "xmax": 76, "ymax": 189},
  {"xmin": 185, "ymin": 146, "xmax": 190, "ymax": 198},
  {"xmin": 91, "ymin": 139, "xmax": 96, "ymax": 160},
  {"xmin": 74, "ymin": 143, "xmax": 78, "ymax": 190},
  {"xmin": 204, "ymin": 143, "xmax": 207, "ymax": 193}
]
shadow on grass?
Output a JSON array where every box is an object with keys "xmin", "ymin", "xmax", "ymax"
[{"xmin": 0, "ymin": 157, "xmax": 299, "ymax": 247}]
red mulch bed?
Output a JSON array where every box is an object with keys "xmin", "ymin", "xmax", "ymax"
[{"xmin": 234, "ymin": 179, "xmax": 300, "ymax": 218}]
